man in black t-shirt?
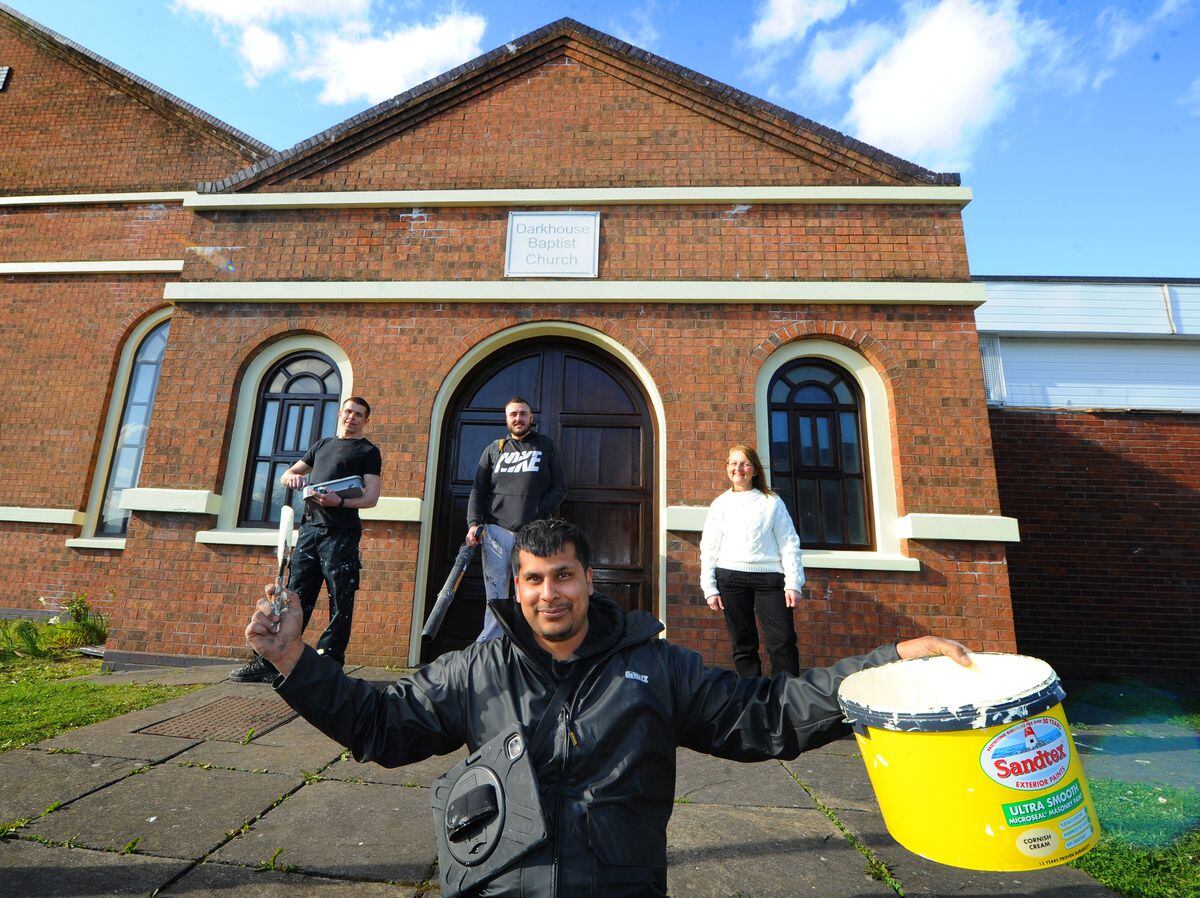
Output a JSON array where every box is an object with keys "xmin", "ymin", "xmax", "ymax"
[{"xmin": 231, "ymin": 396, "xmax": 382, "ymax": 683}]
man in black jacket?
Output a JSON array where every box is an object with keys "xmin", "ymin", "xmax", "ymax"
[
  {"xmin": 465, "ymin": 396, "xmax": 566, "ymax": 642},
  {"xmin": 246, "ymin": 519, "xmax": 970, "ymax": 897}
]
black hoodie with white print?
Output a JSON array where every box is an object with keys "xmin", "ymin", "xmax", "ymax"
[{"xmin": 466, "ymin": 430, "xmax": 567, "ymax": 532}]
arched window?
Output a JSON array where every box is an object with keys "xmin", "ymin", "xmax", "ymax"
[
  {"xmin": 767, "ymin": 359, "xmax": 873, "ymax": 550},
  {"xmin": 96, "ymin": 320, "xmax": 170, "ymax": 537},
  {"xmin": 239, "ymin": 352, "xmax": 342, "ymax": 527}
]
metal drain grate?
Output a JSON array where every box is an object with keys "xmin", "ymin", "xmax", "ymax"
[{"xmin": 137, "ymin": 696, "xmax": 298, "ymax": 742}]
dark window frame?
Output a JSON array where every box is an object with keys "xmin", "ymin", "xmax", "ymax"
[
  {"xmin": 239, "ymin": 352, "xmax": 341, "ymax": 527},
  {"xmin": 767, "ymin": 359, "xmax": 874, "ymax": 550}
]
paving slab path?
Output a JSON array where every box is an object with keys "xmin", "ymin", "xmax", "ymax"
[{"xmin": 0, "ymin": 663, "xmax": 1126, "ymax": 897}]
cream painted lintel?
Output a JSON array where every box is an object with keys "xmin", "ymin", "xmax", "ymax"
[
  {"xmin": 196, "ymin": 529, "xmax": 280, "ymax": 547},
  {"xmin": 663, "ymin": 507, "xmax": 920, "ymax": 571},
  {"xmin": 361, "ymin": 497, "xmax": 422, "ymax": 522},
  {"xmin": 803, "ymin": 551, "xmax": 922, "ymax": 572},
  {"xmin": 896, "ymin": 513, "xmax": 1020, "ymax": 542},
  {"xmin": 0, "ymin": 260, "xmax": 184, "ymax": 275},
  {"xmin": 0, "ymin": 191, "xmax": 191, "ymax": 207},
  {"xmin": 65, "ymin": 537, "xmax": 126, "ymax": 550},
  {"xmin": 0, "ymin": 506, "xmax": 85, "ymax": 526},
  {"xmin": 184, "ymin": 186, "xmax": 972, "ymax": 210},
  {"xmin": 166, "ymin": 280, "xmax": 986, "ymax": 306},
  {"xmin": 665, "ymin": 506, "xmax": 709, "ymax": 531},
  {"xmin": 120, "ymin": 488, "xmax": 222, "ymax": 515}
]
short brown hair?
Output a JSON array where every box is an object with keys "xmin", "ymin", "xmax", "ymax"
[{"xmin": 343, "ymin": 396, "xmax": 371, "ymax": 418}]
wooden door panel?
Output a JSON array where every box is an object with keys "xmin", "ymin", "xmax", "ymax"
[
  {"xmin": 562, "ymin": 357, "xmax": 636, "ymax": 412},
  {"xmin": 559, "ymin": 500, "xmax": 641, "ymax": 568},
  {"xmin": 559, "ymin": 426, "xmax": 643, "ymax": 487},
  {"xmin": 424, "ymin": 340, "xmax": 653, "ymax": 659},
  {"xmin": 466, "ymin": 355, "xmax": 543, "ymax": 408}
]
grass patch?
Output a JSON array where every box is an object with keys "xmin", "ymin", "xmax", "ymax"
[
  {"xmin": 1071, "ymin": 779, "xmax": 1200, "ymax": 898},
  {"xmin": 0, "ymin": 655, "xmax": 200, "ymax": 751},
  {"xmin": 1070, "ymin": 680, "xmax": 1200, "ymax": 732}
]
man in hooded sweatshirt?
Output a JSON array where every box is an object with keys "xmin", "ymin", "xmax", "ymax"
[{"xmin": 465, "ymin": 396, "xmax": 566, "ymax": 642}]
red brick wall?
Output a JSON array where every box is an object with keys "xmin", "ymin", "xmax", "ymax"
[
  {"xmin": 265, "ymin": 53, "xmax": 903, "ymax": 192},
  {"xmin": 0, "ymin": 19, "xmax": 259, "ymax": 194},
  {"xmin": 989, "ymin": 409, "xmax": 1200, "ymax": 683},
  {"xmin": 182, "ymin": 204, "xmax": 968, "ymax": 283},
  {"xmin": 76, "ymin": 301, "xmax": 1012, "ymax": 666},
  {"xmin": 670, "ymin": 536, "xmax": 1015, "ymax": 670},
  {"xmin": 0, "ymin": 18, "xmax": 1008, "ymax": 669},
  {"xmin": 0, "ymin": 205, "xmax": 193, "ymax": 263},
  {"xmin": 0, "ymin": 277, "xmax": 167, "ymax": 507}
]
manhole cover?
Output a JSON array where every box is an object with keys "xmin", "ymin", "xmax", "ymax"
[{"xmin": 138, "ymin": 696, "xmax": 297, "ymax": 742}]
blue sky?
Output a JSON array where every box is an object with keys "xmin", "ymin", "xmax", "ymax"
[{"xmin": 8, "ymin": 0, "xmax": 1199, "ymax": 277}]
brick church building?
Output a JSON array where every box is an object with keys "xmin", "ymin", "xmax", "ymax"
[{"xmin": 3, "ymin": 7, "xmax": 1191, "ymax": 682}]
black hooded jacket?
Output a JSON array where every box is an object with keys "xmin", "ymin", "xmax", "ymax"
[{"xmin": 275, "ymin": 594, "xmax": 899, "ymax": 896}]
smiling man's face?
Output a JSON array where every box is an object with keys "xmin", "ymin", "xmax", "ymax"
[{"xmin": 513, "ymin": 543, "xmax": 592, "ymax": 659}]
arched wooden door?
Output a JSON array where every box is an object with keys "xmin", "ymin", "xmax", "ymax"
[{"xmin": 423, "ymin": 338, "xmax": 655, "ymax": 659}]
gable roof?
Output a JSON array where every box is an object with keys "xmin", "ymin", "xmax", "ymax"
[
  {"xmin": 0, "ymin": 2, "xmax": 273, "ymax": 162},
  {"xmin": 201, "ymin": 18, "xmax": 958, "ymax": 193}
]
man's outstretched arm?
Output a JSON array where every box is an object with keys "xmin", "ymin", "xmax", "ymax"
[
  {"xmin": 673, "ymin": 636, "xmax": 972, "ymax": 763},
  {"xmin": 246, "ymin": 587, "xmax": 467, "ymax": 767}
]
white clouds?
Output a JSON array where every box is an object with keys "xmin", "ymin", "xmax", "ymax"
[
  {"xmin": 843, "ymin": 0, "xmax": 1058, "ymax": 172},
  {"xmin": 609, "ymin": 7, "xmax": 661, "ymax": 51},
  {"xmin": 239, "ymin": 25, "xmax": 288, "ymax": 84},
  {"xmin": 1183, "ymin": 77, "xmax": 1200, "ymax": 116},
  {"xmin": 1096, "ymin": 0, "xmax": 1190, "ymax": 61},
  {"xmin": 172, "ymin": 0, "xmax": 369, "ymax": 28},
  {"xmin": 749, "ymin": 0, "xmax": 856, "ymax": 48},
  {"xmin": 172, "ymin": 0, "xmax": 486, "ymax": 106},
  {"xmin": 293, "ymin": 14, "xmax": 487, "ymax": 106},
  {"xmin": 800, "ymin": 22, "xmax": 890, "ymax": 98}
]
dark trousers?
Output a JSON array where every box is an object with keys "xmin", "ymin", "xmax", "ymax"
[
  {"xmin": 287, "ymin": 523, "xmax": 362, "ymax": 665},
  {"xmin": 716, "ymin": 568, "xmax": 799, "ymax": 678}
]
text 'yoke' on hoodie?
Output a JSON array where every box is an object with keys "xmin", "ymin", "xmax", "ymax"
[{"xmin": 466, "ymin": 430, "xmax": 567, "ymax": 533}]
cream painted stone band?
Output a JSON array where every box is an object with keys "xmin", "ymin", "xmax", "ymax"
[
  {"xmin": 896, "ymin": 513, "xmax": 1020, "ymax": 542},
  {"xmin": 0, "ymin": 507, "xmax": 85, "ymax": 526},
  {"xmin": 120, "ymin": 488, "xmax": 223, "ymax": 515},
  {"xmin": 166, "ymin": 281, "xmax": 986, "ymax": 305},
  {"xmin": 119, "ymin": 488, "xmax": 422, "ymax": 523},
  {"xmin": 0, "ymin": 192, "xmax": 190, "ymax": 207},
  {"xmin": 65, "ymin": 537, "xmax": 127, "ymax": 550},
  {"xmin": 0, "ymin": 186, "xmax": 972, "ymax": 210},
  {"xmin": 668, "ymin": 506, "xmax": 1018, "ymax": 542},
  {"xmin": 195, "ymin": 497, "xmax": 422, "ymax": 548},
  {"xmin": 0, "ymin": 260, "xmax": 185, "ymax": 275},
  {"xmin": 184, "ymin": 186, "xmax": 973, "ymax": 210}
]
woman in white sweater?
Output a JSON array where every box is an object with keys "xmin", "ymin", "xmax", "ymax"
[{"xmin": 701, "ymin": 444, "xmax": 804, "ymax": 677}]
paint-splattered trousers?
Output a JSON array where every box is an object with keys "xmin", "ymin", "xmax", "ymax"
[
  {"xmin": 287, "ymin": 523, "xmax": 362, "ymax": 665},
  {"xmin": 476, "ymin": 523, "xmax": 517, "ymax": 643}
]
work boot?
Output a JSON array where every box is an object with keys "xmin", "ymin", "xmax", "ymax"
[{"xmin": 229, "ymin": 655, "xmax": 278, "ymax": 683}]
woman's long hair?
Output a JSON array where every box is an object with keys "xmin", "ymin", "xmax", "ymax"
[{"xmin": 728, "ymin": 444, "xmax": 774, "ymax": 496}]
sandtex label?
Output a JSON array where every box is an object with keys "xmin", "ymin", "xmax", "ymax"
[
  {"xmin": 980, "ymin": 717, "xmax": 1070, "ymax": 790},
  {"xmin": 1002, "ymin": 779, "xmax": 1085, "ymax": 826}
]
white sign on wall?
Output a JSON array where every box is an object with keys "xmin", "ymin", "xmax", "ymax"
[{"xmin": 505, "ymin": 212, "xmax": 600, "ymax": 278}]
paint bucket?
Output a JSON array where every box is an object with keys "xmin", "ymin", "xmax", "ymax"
[{"xmin": 837, "ymin": 653, "xmax": 1101, "ymax": 871}]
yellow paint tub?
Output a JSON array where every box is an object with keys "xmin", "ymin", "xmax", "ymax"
[{"xmin": 837, "ymin": 653, "xmax": 1101, "ymax": 871}]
